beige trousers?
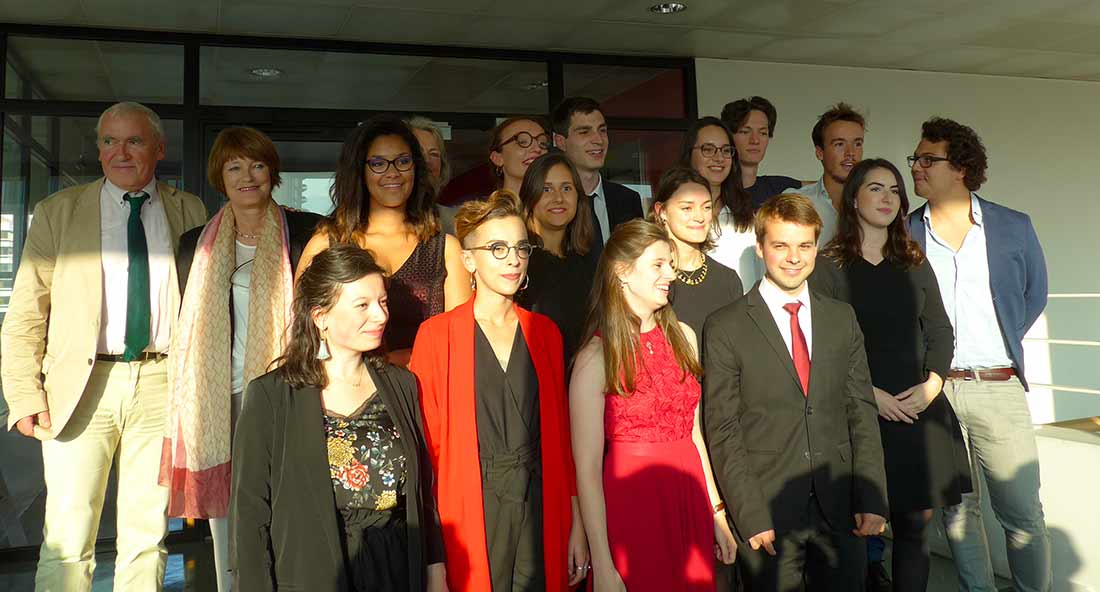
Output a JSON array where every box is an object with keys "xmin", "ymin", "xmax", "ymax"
[{"xmin": 35, "ymin": 358, "xmax": 170, "ymax": 592}]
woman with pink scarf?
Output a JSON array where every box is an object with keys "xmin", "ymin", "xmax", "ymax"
[{"xmin": 158, "ymin": 126, "xmax": 322, "ymax": 592}]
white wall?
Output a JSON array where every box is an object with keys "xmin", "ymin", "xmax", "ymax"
[{"xmin": 695, "ymin": 57, "xmax": 1100, "ymax": 424}]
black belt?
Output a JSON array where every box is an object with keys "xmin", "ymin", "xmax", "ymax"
[{"xmin": 95, "ymin": 352, "xmax": 167, "ymax": 363}]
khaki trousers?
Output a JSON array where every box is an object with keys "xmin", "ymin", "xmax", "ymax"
[{"xmin": 36, "ymin": 358, "xmax": 170, "ymax": 592}]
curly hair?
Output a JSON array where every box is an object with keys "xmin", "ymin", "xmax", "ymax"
[
  {"xmin": 720, "ymin": 96, "xmax": 778, "ymax": 136},
  {"xmin": 811, "ymin": 102, "xmax": 865, "ymax": 149},
  {"xmin": 920, "ymin": 117, "xmax": 988, "ymax": 191}
]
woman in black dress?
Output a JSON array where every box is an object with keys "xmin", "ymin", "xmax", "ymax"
[
  {"xmin": 810, "ymin": 158, "xmax": 971, "ymax": 591},
  {"xmin": 230, "ymin": 245, "xmax": 446, "ymax": 591},
  {"xmin": 651, "ymin": 166, "xmax": 743, "ymax": 342},
  {"xmin": 516, "ymin": 153, "xmax": 597, "ymax": 363}
]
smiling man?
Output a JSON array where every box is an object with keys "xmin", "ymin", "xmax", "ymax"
[
  {"xmin": 703, "ymin": 193, "xmax": 887, "ymax": 592},
  {"xmin": 784, "ymin": 102, "xmax": 865, "ymax": 247},
  {"xmin": 1, "ymin": 102, "xmax": 206, "ymax": 591},
  {"xmin": 551, "ymin": 97, "xmax": 643, "ymax": 258}
]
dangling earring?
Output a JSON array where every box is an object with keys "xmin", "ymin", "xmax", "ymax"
[
  {"xmin": 317, "ymin": 327, "xmax": 331, "ymax": 361},
  {"xmin": 470, "ymin": 275, "xmax": 477, "ymax": 291},
  {"xmin": 520, "ymin": 274, "xmax": 530, "ymax": 291}
]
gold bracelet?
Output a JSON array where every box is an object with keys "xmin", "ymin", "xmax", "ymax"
[{"xmin": 713, "ymin": 501, "xmax": 726, "ymax": 514}]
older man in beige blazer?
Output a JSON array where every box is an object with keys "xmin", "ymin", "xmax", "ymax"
[{"xmin": 1, "ymin": 102, "xmax": 206, "ymax": 591}]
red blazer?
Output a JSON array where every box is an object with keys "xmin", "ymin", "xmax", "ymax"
[{"xmin": 410, "ymin": 298, "xmax": 577, "ymax": 592}]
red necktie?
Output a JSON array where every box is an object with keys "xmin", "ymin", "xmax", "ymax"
[{"xmin": 783, "ymin": 302, "xmax": 811, "ymax": 397}]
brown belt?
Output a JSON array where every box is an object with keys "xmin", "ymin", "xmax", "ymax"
[
  {"xmin": 95, "ymin": 352, "xmax": 167, "ymax": 363},
  {"xmin": 947, "ymin": 367, "xmax": 1016, "ymax": 381}
]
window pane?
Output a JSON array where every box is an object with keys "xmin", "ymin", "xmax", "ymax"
[
  {"xmin": 200, "ymin": 47, "xmax": 548, "ymax": 113},
  {"xmin": 4, "ymin": 37, "xmax": 184, "ymax": 103},
  {"xmin": 4, "ymin": 62, "xmax": 24, "ymax": 99},
  {"xmin": 604, "ymin": 129, "xmax": 683, "ymax": 211},
  {"xmin": 563, "ymin": 64, "xmax": 685, "ymax": 119}
]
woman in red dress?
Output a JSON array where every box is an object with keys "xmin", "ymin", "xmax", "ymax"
[{"xmin": 570, "ymin": 219, "xmax": 737, "ymax": 592}]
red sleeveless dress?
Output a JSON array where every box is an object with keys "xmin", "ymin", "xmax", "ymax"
[{"xmin": 602, "ymin": 326, "xmax": 714, "ymax": 591}]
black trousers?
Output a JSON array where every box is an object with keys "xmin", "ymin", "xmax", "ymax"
[{"xmin": 736, "ymin": 495, "xmax": 866, "ymax": 592}]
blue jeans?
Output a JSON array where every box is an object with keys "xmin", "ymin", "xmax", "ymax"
[{"xmin": 941, "ymin": 376, "xmax": 1051, "ymax": 592}]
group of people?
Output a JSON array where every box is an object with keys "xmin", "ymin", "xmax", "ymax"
[{"xmin": 0, "ymin": 94, "xmax": 1050, "ymax": 592}]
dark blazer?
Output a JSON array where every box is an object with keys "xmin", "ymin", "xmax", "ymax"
[
  {"xmin": 703, "ymin": 286, "xmax": 888, "ymax": 538},
  {"xmin": 229, "ymin": 364, "xmax": 445, "ymax": 592},
  {"xmin": 908, "ymin": 196, "xmax": 1047, "ymax": 389},
  {"xmin": 176, "ymin": 207, "xmax": 323, "ymax": 292},
  {"xmin": 603, "ymin": 180, "xmax": 644, "ymax": 233}
]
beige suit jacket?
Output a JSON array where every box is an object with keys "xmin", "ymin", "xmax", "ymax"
[{"xmin": 0, "ymin": 178, "xmax": 207, "ymax": 439}]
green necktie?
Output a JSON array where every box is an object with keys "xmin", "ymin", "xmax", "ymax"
[{"xmin": 122, "ymin": 192, "xmax": 151, "ymax": 362}]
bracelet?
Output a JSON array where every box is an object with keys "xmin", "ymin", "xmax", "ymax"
[{"xmin": 712, "ymin": 501, "xmax": 725, "ymax": 514}]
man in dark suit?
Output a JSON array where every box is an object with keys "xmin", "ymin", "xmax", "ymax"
[
  {"xmin": 551, "ymin": 97, "xmax": 643, "ymax": 257},
  {"xmin": 703, "ymin": 193, "xmax": 888, "ymax": 591}
]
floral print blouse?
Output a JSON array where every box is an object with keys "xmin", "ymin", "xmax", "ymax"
[{"xmin": 325, "ymin": 396, "xmax": 408, "ymax": 512}]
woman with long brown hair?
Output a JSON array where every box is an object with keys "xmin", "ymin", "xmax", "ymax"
[
  {"xmin": 297, "ymin": 114, "xmax": 471, "ymax": 365},
  {"xmin": 679, "ymin": 117, "xmax": 760, "ymax": 291},
  {"xmin": 230, "ymin": 245, "xmax": 446, "ymax": 591},
  {"xmin": 409, "ymin": 191, "xmax": 587, "ymax": 592},
  {"xmin": 810, "ymin": 158, "xmax": 971, "ymax": 591},
  {"xmin": 516, "ymin": 152, "xmax": 597, "ymax": 362},
  {"xmin": 488, "ymin": 116, "xmax": 551, "ymax": 195},
  {"xmin": 570, "ymin": 220, "xmax": 736, "ymax": 592}
]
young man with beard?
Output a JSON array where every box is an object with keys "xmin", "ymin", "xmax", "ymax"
[
  {"xmin": 551, "ymin": 97, "xmax": 643, "ymax": 259},
  {"xmin": 784, "ymin": 102, "xmax": 864, "ymax": 246}
]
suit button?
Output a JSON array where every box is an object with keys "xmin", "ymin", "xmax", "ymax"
[
  {"xmin": 88, "ymin": 358, "xmax": 94, "ymax": 365},
  {"xmin": 803, "ymin": 451, "xmax": 811, "ymax": 460},
  {"xmin": 806, "ymin": 405, "xmax": 814, "ymax": 415}
]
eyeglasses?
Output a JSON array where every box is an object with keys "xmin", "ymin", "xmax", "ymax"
[
  {"xmin": 906, "ymin": 155, "xmax": 951, "ymax": 169},
  {"xmin": 467, "ymin": 241, "xmax": 534, "ymax": 260},
  {"xmin": 695, "ymin": 143, "xmax": 733, "ymax": 160},
  {"xmin": 498, "ymin": 131, "xmax": 550, "ymax": 151},
  {"xmin": 366, "ymin": 154, "xmax": 414, "ymax": 174}
]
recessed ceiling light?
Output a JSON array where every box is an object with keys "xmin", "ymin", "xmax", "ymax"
[
  {"xmin": 248, "ymin": 67, "xmax": 284, "ymax": 79},
  {"xmin": 523, "ymin": 80, "xmax": 549, "ymax": 90},
  {"xmin": 649, "ymin": 2, "xmax": 687, "ymax": 14}
]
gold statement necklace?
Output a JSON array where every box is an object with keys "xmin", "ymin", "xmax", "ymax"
[{"xmin": 676, "ymin": 252, "xmax": 708, "ymax": 286}]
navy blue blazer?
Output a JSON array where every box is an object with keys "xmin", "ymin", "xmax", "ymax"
[{"xmin": 908, "ymin": 196, "xmax": 1047, "ymax": 389}]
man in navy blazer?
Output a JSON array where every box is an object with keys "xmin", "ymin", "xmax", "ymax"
[
  {"xmin": 551, "ymin": 96, "xmax": 644, "ymax": 258},
  {"xmin": 907, "ymin": 117, "xmax": 1051, "ymax": 592}
]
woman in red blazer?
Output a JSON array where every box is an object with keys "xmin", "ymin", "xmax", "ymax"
[{"xmin": 410, "ymin": 190, "xmax": 588, "ymax": 592}]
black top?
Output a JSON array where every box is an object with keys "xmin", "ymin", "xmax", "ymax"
[
  {"xmin": 230, "ymin": 364, "xmax": 443, "ymax": 592},
  {"xmin": 474, "ymin": 323, "xmax": 541, "ymax": 458},
  {"xmin": 517, "ymin": 248, "xmax": 597, "ymax": 363},
  {"xmin": 176, "ymin": 206, "xmax": 322, "ymax": 293},
  {"xmin": 385, "ymin": 232, "xmax": 448, "ymax": 352},
  {"xmin": 670, "ymin": 255, "xmax": 743, "ymax": 346},
  {"xmin": 747, "ymin": 175, "xmax": 802, "ymax": 209},
  {"xmin": 809, "ymin": 255, "xmax": 971, "ymax": 511}
]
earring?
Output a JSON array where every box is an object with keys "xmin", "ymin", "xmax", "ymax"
[
  {"xmin": 470, "ymin": 275, "xmax": 477, "ymax": 291},
  {"xmin": 317, "ymin": 328, "xmax": 331, "ymax": 361},
  {"xmin": 520, "ymin": 274, "xmax": 530, "ymax": 291}
]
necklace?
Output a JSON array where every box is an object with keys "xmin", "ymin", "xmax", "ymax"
[
  {"xmin": 676, "ymin": 258, "xmax": 708, "ymax": 286},
  {"xmin": 329, "ymin": 365, "xmax": 367, "ymax": 388},
  {"xmin": 236, "ymin": 229, "xmax": 261, "ymax": 240}
]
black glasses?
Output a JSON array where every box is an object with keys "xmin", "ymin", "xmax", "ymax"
[
  {"xmin": 907, "ymin": 155, "xmax": 951, "ymax": 168},
  {"xmin": 695, "ymin": 143, "xmax": 733, "ymax": 160},
  {"xmin": 366, "ymin": 154, "xmax": 414, "ymax": 174},
  {"xmin": 499, "ymin": 131, "xmax": 550, "ymax": 151},
  {"xmin": 467, "ymin": 241, "xmax": 534, "ymax": 260}
]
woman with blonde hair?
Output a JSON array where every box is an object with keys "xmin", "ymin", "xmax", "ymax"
[
  {"xmin": 410, "ymin": 190, "xmax": 587, "ymax": 591},
  {"xmin": 570, "ymin": 219, "xmax": 736, "ymax": 591}
]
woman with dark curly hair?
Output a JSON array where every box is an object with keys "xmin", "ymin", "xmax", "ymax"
[
  {"xmin": 297, "ymin": 114, "xmax": 471, "ymax": 365},
  {"xmin": 810, "ymin": 158, "xmax": 971, "ymax": 592}
]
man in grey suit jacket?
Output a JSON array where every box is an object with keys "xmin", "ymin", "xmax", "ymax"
[{"xmin": 704, "ymin": 194, "xmax": 888, "ymax": 591}]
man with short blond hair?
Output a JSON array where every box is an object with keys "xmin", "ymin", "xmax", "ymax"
[{"xmin": 1, "ymin": 101, "xmax": 206, "ymax": 590}]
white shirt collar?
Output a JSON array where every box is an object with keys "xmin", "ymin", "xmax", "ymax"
[
  {"xmin": 758, "ymin": 274, "xmax": 811, "ymax": 309},
  {"xmin": 922, "ymin": 192, "xmax": 983, "ymax": 227},
  {"xmin": 590, "ymin": 174, "xmax": 605, "ymax": 201},
  {"xmin": 103, "ymin": 177, "xmax": 159, "ymax": 208}
]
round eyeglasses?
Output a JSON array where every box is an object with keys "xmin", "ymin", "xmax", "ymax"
[
  {"xmin": 695, "ymin": 143, "xmax": 733, "ymax": 160},
  {"xmin": 467, "ymin": 241, "xmax": 534, "ymax": 260},
  {"xmin": 498, "ymin": 131, "xmax": 550, "ymax": 151},
  {"xmin": 366, "ymin": 154, "xmax": 414, "ymax": 174}
]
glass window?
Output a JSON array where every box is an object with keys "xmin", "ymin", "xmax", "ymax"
[
  {"xmin": 4, "ymin": 62, "xmax": 24, "ymax": 99},
  {"xmin": 200, "ymin": 47, "xmax": 549, "ymax": 113},
  {"xmin": 4, "ymin": 37, "xmax": 184, "ymax": 103},
  {"xmin": 563, "ymin": 64, "xmax": 686, "ymax": 119},
  {"xmin": 604, "ymin": 129, "xmax": 683, "ymax": 210}
]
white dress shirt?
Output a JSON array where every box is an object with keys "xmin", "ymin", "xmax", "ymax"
[
  {"xmin": 757, "ymin": 275, "xmax": 813, "ymax": 361},
  {"xmin": 590, "ymin": 175, "xmax": 611, "ymax": 245},
  {"xmin": 921, "ymin": 194, "xmax": 1013, "ymax": 369},
  {"xmin": 230, "ymin": 241, "xmax": 256, "ymax": 394},
  {"xmin": 709, "ymin": 210, "xmax": 761, "ymax": 294},
  {"xmin": 783, "ymin": 177, "xmax": 838, "ymax": 247},
  {"xmin": 98, "ymin": 178, "xmax": 174, "ymax": 354}
]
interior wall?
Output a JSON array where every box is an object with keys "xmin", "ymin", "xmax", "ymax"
[{"xmin": 695, "ymin": 57, "xmax": 1100, "ymax": 424}]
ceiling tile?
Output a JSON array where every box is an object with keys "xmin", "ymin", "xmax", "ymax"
[
  {"xmin": 555, "ymin": 22, "xmax": 690, "ymax": 55},
  {"xmin": 355, "ymin": 0, "xmax": 494, "ymax": 9},
  {"xmin": 749, "ymin": 37, "xmax": 853, "ymax": 62},
  {"xmin": 81, "ymin": 0, "xmax": 219, "ymax": 31},
  {"xmin": 972, "ymin": 50, "xmax": 1087, "ymax": 77},
  {"xmin": 679, "ymin": 29, "xmax": 774, "ymax": 59},
  {"xmin": 219, "ymin": 3, "xmax": 352, "ymax": 37},
  {"xmin": 595, "ymin": 0, "xmax": 741, "ymax": 28},
  {"xmin": 0, "ymin": 0, "xmax": 85, "ymax": 24},
  {"xmin": 813, "ymin": 4, "xmax": 929, "ymax": 36},
  {"xmin": 894, "ymin": 46, "xmax": 1016, "ymax": 73},
  {"xmin": 967, "ymin": 19, "xmax": 1100, "ymax": 53},
  {"xmin": 454, "ymin": 15, "xmax": 572, "ymax": 50},
  {"xmin": 339, "ymin": 8, "xmax": 478, "ymax": 45},
  {"xmin": 484, "ymin": 0, "xmax": 614, "ymax": 21}
]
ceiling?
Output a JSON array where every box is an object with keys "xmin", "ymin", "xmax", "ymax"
[{"xmin": 5, "ymin": 0, "xmax": 1100, "ymax": 82}]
